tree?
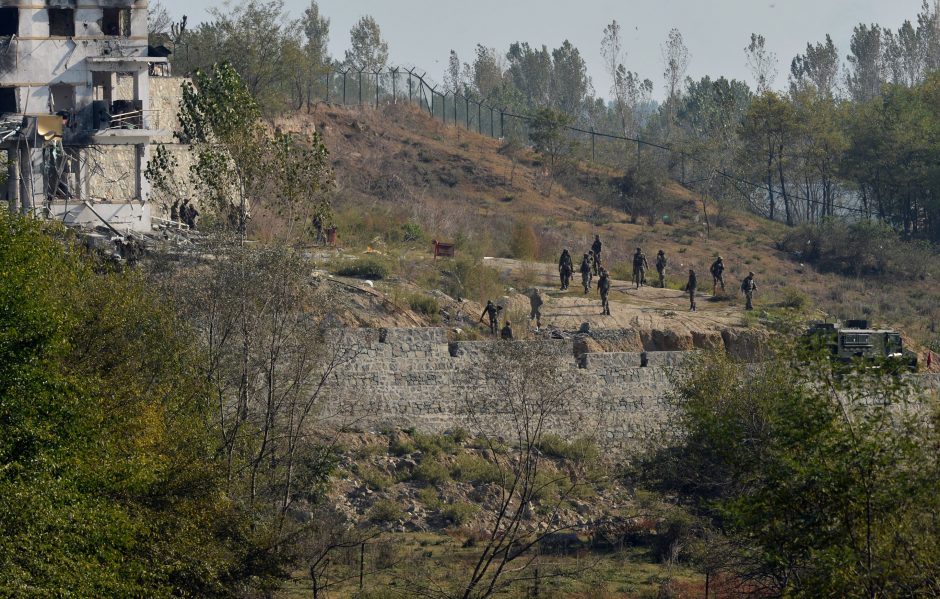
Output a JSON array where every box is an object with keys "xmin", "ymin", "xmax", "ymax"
[
  {"xmin": 528, "ymin": 107, "xmax": 574, "ymax": 196},
  {"xmin": 148, "ymin": 0, "xmax": 171, "ymax": 40},
  {"xmin": 345, "ymin": 15, "xmax": 388, "ymax": 72},
  {"xmin": 846, "ymin": 23, "xmax": 887, "ymax": 102},
  {"xmin": 549, "ymin": 40, "xmax": 590, "ymax": 117},
  {"xmin": 298, "ymin": 0, "xmax": 331, "ymax": 111},
  {"xmin": 601, "ymin": 20, "xmax": 652, "ymax": 137},
  {"xmin": 0, "ymin": 213, "xmax": 271, "ymax": 596},
  {"xmin": 790, "ymin": 34, "xmax": 840, "ymax": 97},
  {"xmin": 739, "ymin": 91, "xmax": 799, "ymax": 224},
  {"xmin": 446, "ymin": 49, "xmax": 463, "ymax": 94},
  {"xmin": 657, "ymin": 346, "xmax": 940, "ymax": 596},
  {"xmin": 662, "ymin": 28, "xmax": 691, "ymax": 137},
  {"xmin": 506, "ymin": 42, "xmax": 552, "ymax": 109},
  {"xmin": 175, "ymin": 62, "xmax": 265, "ymax": 235},
  {"xmin": 744, "ymin": 33, "xmax": 778, "ymax": 93}
]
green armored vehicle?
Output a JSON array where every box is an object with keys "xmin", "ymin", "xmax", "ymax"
[{"xmin": 803, "ymin": 320, "xmax": 918, "ymax": 372}]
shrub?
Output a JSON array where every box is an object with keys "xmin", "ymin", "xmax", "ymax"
[
  {"xmin": 402, "ymin": 221, "xmax": 424, "ymax": 242},
  {"xmin": 509, "ymin": 220, "xmax": 540, "ymax": 260},
  {"xmin": 408, "ymin": 294, "xmax": 440, "ymax": 320},
  {"xmin": 779, "ymin": 287, "xmax": 809, "ymax": 309},
  {"xmin": 359, "ymin": 466, "xmax": 394, "ymax": 491},
  {"xmin": 334, "ymin": 257, "xmax": 390, "ymax": 280},
  {"xmin": 389, "ymin": 437, "xmax": 416, "ymax": 456},
  {"xmin": 417, "ymin": 487, "xmax": 442, "ymax": 509},
  {"xmin": 537, "ymin": 434, "xmax": 600, "ymax": 463},
  {"xmin": 451, "ymin": 454, "xmax": 503, "ymax": 486},
  {"xmin": 369, "ymin": 499, "xmax": 403, "ymax": 523},
  {"xmin": 411, "ymin": 459, "xmax": 450, "ymax": 485},
  {"xmin": 442, "ymin": 502, "xmax": 480, "ymax": 526},
  {"xmin": 414, "ymin": 432, "xmax": 457, "ymax": 456},
  {"xmin": 440, "ymin": 256, "xmax": 502, "ymax": 303}
]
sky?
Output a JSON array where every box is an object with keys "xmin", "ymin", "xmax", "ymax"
[{"xmin": 158, "ymin": 0, "xmax": 930, "ymax": 100}]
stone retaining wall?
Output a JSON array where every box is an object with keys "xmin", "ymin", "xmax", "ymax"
[{"xmin": 324, "ymin": 328, "xmax": 684, "ymax": 450}]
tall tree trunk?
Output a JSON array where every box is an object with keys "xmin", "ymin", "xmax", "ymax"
[
  {"xmin": 766, "ymin": 148, "xmax": 776, "ymax": 220},
  {"xmin": 778, "ymin": 144, "xmax": 792, "ymax": 226}
]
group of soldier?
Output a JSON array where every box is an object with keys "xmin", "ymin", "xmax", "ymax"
[
  {"xmin": 170, "ymin": 199, "xmax": 200, "ymax": 229},
  {"xmin": 479, "ymin": 235, "xmax": 759, "ymax": 336}
]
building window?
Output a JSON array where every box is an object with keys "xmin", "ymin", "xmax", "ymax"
[
  {"xmin": 0, "ymin": 7, "xmax": 18, "ymax": 36},
  {"xmin": 48, "ymin": 8, "xmax": 75, "ymax": 37},
  {"xmin": 102, "ymin": 8, "xmax": 130, "ymax": 37},
  {"xmin": 50, "ymin": 84, "xmax": 75, "ymax": 112},
  {"xmin": 0, "ymin": 87, "xmax": 16, "ymax": 114}
]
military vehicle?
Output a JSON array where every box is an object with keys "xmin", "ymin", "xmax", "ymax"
[{"xmin": 802, "ymin": 320, "xmax": 918, "ymax": 372}]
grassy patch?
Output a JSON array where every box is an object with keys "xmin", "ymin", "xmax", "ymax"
[
  {"xmin": 368, "ymin": 499, "xmax": 404, "ymax": 523},
  {"xmin": 441, "ymin": 502, "xmax": 480, "ymax": 526},
  {"xmin": 451, "ymin": 453, "xmax": 503, "ymax": 486},
  {"xmin": 537, "ymin": 434, "xmax": 600, "ymax": 463},
  {"xmin": 411, "ymin": 459, "xmax": 451, "ymax": 486},
  {"xmin": 334, "ymin": 256, "xmax": 391, "ymax": 280}
]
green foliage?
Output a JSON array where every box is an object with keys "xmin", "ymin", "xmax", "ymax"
[
  {"xmin": 536, "ymin": 434, "xmax": 601, "ymax": 463},
  {"xmin": 334, "ymin": 257, "xmax": 390, "ymax": 280},
  {"xmin": 412, "ymin": 432, "xmax": 457, "ymax": 456},
  {"xmin": 778, "ymin": 286, "xmax": 809, "ymax": 309},
  {"xmin": 408, "ymin": 293, "xmax": 440, "ymax": 320},
  {"xmin": 0, "ymin": 214, "xmax": 264, "ymax": 596},
  {"xmin": 451, "ymin": 454, "xmax": 503, "ymax": 486},
  {"xmin": 439, "ymin": 256, "xmax": 502, "ymax": 304},
  {"xmin": 358, "ymin": 465, "xmax": 394, "ymax": 492},
  {"xmin": 369, "ymin": 499, "xmax": 403, "ymax": 524},
  {"xmin": 441, "ymin": 502, "xmax": 480, "ymax": 526},
  {"xmin": 653, "ymin": 348, "xmax": 940, "ymax": 595},
  {"xmin": 411, "ymin": 459, "xmax": 451, "ymax": 486},
  {"xmin": 388, "ymin": 435, "xmax": 416, "ymax": 456},
  {"xmin": 401, "ymin": 221, "xmax": 424, "ymax": 242},
  {"xmin": 417, "ymin": 487, "xmax": 442, "ymax": 510}
]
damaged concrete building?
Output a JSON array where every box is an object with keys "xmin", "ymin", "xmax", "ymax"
[{"xmin": 0, "ymin": 0, "xmax": 186, "ymax": 233}]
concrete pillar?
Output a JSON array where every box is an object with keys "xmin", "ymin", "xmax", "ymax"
[{"xmin": 6, "ymin": 149, "xmax": 18, "ymax": 213}]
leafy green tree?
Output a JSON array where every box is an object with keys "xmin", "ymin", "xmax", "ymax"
[
  {"xmin": 550, "ymin": 40, "xmax": 590, "ymax": 117},
  {"xmin": 789, "ymin": 34, "xmax": 841, "ymax": 97},
  {"xmin": 344, "ymin": 15, "xmax": 388, "ymax": 72},
  {"xmin": 739, "ymin": 91, "xmax": 799, "ymax": 224},
  {"xmin": 176, "ymin": 62, "xmax": 264, "ymax": 234},
  {"xmin": 656, "ymin": 346, "xmax": 940, "ymax": 596},
  {"xmin": 846, "ymin": 23, "xmax": 887, "ymax": 102},
  {"xmin": 528, "ymin": 107, "xmax": 574, "ymax": 196},
  {"xmin": 0, "ymin": 214, "xmax": 272, "ymax": 596}
]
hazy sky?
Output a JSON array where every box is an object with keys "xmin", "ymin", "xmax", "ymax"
[{"xmin": 159, "ymin": 0, "xmax": 929, "ymax": 100}]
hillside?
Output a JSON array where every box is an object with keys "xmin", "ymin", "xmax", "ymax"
[{"xmin": 277, "ymin": 102, "xmax": 936, "ymax": 355}]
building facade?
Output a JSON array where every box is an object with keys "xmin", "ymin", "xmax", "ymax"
[{"xmin": 0, "ymin": 0, "xmax": 178, "ymax": 232}]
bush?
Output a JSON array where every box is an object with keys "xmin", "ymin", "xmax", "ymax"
[
  {"xmin": 389, "ymin": 436, "xmax": 416, "ymax": 456},
  {"xmin": 440, "ymin": 256, "xmax": 502, "ymax": 303},
  {"xmin": 359, "ymin": 466, "xmax": 394, "ymax": 491},
  {"xmin": 451, "ymin": 454, "xmax": 503, "ymax": 486},
  {"xmin": 417, "ymin": 487, "xmax": 442, "ymax": 509},
  {"xmin": 779, "ymin": 287, "xmax": 809, "ymax": 309},
  {"xmin": 369, "ymin": 499, "xmax": 403, "ymax": 523},
  {"xmin": 411, "ymin": 459, "xmax": 451, "ymax": 485},
  {"xmin": 413, "ymin": 432, "xmax": 457, "ymax": 456},
  {"xmin": 442, "ymin": 502, "xmax": 480, "ymax": 526},
  {"xmin": 402, "ymin": 221, "xmax": 424, "ymax": 242},
  {"xmin": 537, "ymin": 434, "xmax": 600, "ymax": 463},
  {"xmin": 334, "ymin": 257, "xmax": 390, "ymax": 280},
  {"xmin": 408, "ymin": 293, "xmax": 440, "ymax": 320},
  {"xmin": 509, "ymin": 220, "xmax": 540, "ymax": 260}
]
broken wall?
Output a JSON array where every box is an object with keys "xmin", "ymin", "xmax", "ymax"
[{"xmin": 83, "ymin": 144, "xmax": 138, "ymax": 200}]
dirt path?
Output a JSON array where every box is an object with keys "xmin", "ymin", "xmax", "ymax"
[{"xmin": 484, "ymin": 257, "xmax": 747, "ymax": 334}]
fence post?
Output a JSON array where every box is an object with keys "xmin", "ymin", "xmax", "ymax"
[
  {"xmin": 500, "ymin": 109, "xmax": 504, "ymax": 137},
  {"xmin": 342, "ymin": 71, "xmax": 347, "ymax": 105},
  {"xmin": 374, "ymin": 71, "xmax": 379, "ymax": 108},
  {"xmin": 477, "ymin": 102, "xmax": 482, "ymax": 134},
  {"xmin": 325, "ymin": 70, "xmax": 330, "ymax": 103},
  {"xmin": 391, "ymin": 68, "xmax": 398, "ymax": 103},
  {"xmin": 636, "ymin": 138, "xmax": 641, "ymax": 170},
  {"xmin": 442, "ymin": 92, "xmax": 447, "ymax": 123},
  {"xmin": 359, "ymin": 542, "xmax": 365, "ymax": 591},
  {"xmin": 465, "ymin": 96, "xmax": 470, "ymax": 129},
  {"xmin": 490, "ymin": 106, "xmax": 494, "ymax": 137},
  {"xmin": 591, "ymin": 127, "xmax": 595, "ymax": 162},
  {"xmin": 358, "ymin": 69, "xmax": 364, "ymax": 105},
  {"xmin": 408, "ymin": 71, "xmax": 413, "ymax": 103}
]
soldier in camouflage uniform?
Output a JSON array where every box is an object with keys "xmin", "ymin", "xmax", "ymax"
[
  {"xmin": 685, "ymin": 269, "xmax": 697, "ymax": 311},
  {"xmin": 500, "ymin": 320, "xmax": 514, "ymax": 340},
  {"xmin": 710, "ymin": 256, "xmax": 725, "ymax": 295},
  {"xmin": 598, "ymin": 268, "xmax": 612, "ymax": 315},
  {"xmin": 528, "ymin": 288, "xmax": 544, "ymax": 331},
  {"xmin": 591, "ymin": 235, "xmax": 603, "ymax": 275},
  {"xmin": 632, "ymin": 247, "xmax": 649, "ymax": 289},
  {"xmin": 479, "ymin": 300, "xmax": 501, "ymax": 335},
  {"xmin": 741, "ymin": 272, "xmax": 757, "ymax": 310},
  {"xmin": 580, "ymin": 253, "xmax": 593, "ymax": 294},
  {"xmin": 655, "ymin": 250, "xmax": 667, "ymax": 288},
  {"xmin": 558, "ymin": 249, "xmax": 573, "ymax": 290}
]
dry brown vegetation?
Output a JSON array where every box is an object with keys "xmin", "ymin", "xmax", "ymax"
[{"xmin": 275, "ymin": 102, "xmax": 938, "ymax": 353}]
